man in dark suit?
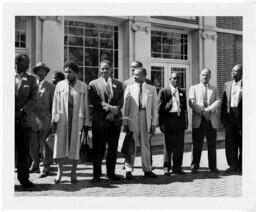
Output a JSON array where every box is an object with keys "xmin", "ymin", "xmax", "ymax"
[
  {"xmin": 15, "ymin": 54, "xmax": 38, "ymax": 188},
  {"xmin": 89, "ymin": 60, "xmax": 124, "ymax": 183},
  {"xmin": 158, "ymin": 72, "xmax": 188, "ymax": 175},
  {"xmin": 221, "ymin": 64, "xmax": 242, "ymax": 173},
  {"xmin": 30, "ymin": 62, "xmax": 55, "ymax": 177}
]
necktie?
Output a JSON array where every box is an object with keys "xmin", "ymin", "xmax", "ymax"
[
  {"xmin": 203, "ymin": 85, "xmax": 208, "ymax": 107},
  {"xmin": 106, "ymin": 80, "xmax": 112, "ymax": 102},
  {"xmin": 139, "ymin": 83, "xmax": 142, "ymax": 110},
  {"xmin": 173, "ymin": 88, "xmax": 180, "ymax": 116}
]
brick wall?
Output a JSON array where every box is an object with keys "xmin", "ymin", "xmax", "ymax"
[
  {"xmin": 217, "ymin": 32, "xmax": 243, "ymax": 130},
  {"xmin": 216, "ymin": 16, "xmax": 243, "ymax": 31}
]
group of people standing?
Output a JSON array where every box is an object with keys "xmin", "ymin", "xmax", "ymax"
[{"xmin": 15, "ymin": 53, "xmax": 242, "ymax": 188}]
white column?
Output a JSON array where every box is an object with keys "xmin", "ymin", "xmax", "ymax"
[
  {"xmin": 132, "ymin": 19, "xmax": 151, "ymax": 78},
  {"xmin": 40, "ymin": 16, "xmax": 64, "ymax": 82},
  {"xmin": 201, "ymin": 17, "xmax": 217, "ymax": 87}
]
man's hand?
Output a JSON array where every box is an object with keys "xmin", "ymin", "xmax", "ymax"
[
  {"xmin": 160, "ymin": 124, "xmax": 166, "ymax": 133},
  {"xmin": 82, "ymin": 125, "xmax": 90, "ymax": 133},
  {"xmin": 150, "ymin": 125, "xmax": 156, "ymax": 135},
  {"xmin": 50, "ymin": 122, "xmax": 57, "ymax": 134},
  {"xmin": 106, "ymin": 113, "xmax": 115, "ymax": 121},
  {"xmin": 109, "ymin": 106, "xmax": 119, "ymax": 115},
  {"xmin": 203, "ymin": 109, "xmax": 211, "ymax": 120}
]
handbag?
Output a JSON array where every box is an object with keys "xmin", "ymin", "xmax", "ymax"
[
  {"xmin": 79, "ymin": 129, "xmax": 93, "ymax": 163},
  {"xmin": 121, "ymin": 132, "xmax": 135, "ymax": 155}
]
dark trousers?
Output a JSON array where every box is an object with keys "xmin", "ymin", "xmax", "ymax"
[
  {"xmin": 15, "ymin": 123, "xmax": 31, "ymax": 183},
  {"xmin": 164, "ymin": 130, "xmax": 185, "ymax": 171},
  {"xmin": 225, "ymin": 108, "xmax": 242, "ymax": 170},
  {"xmin": 191, "ymin": 118, "xmax": 217, "ymax": 170},
  {"xmin": 92, "ymin": 122, "xmax": 121, "ymax": 178}
]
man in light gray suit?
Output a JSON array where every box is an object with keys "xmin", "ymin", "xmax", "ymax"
[
  {"xmin": 123, "ymin": 67, "xmax": 158, "ymax": 179},
  {"xmin": 189, "ymin": 68, "xmax": 221, "ymax": 174}
]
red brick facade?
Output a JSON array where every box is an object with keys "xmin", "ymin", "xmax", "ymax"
[{"xmin": 216, "ymin": 16, "xmax": 243, "ymax": 130}]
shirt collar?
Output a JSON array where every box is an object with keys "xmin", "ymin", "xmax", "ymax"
[
  {"xmin": 200, "ymin": 82, "xmax": 209, "ymax": 88},
  {"xmin": 170, "ymin": 84, "xmax": 178, "ymax": 92},
  {"xmin": 15, "ymin": 72, "xmax": 25, "ymax": 79},
  {"xmin": 233, "ymin": 79, "xmax": 242, "ymax": 86},
  {"xmin": 38, "ymin": 79, "xmax": 45, "ymax": 86}
]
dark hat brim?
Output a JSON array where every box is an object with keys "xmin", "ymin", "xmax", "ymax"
[{"xmin": 32, "ymin": 65, "xmax": 50, "ymax": 74}]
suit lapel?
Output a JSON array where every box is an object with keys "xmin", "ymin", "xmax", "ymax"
[
  {"xmin": 17, "ymin": 73, "xmax": 28, "ymax": 94},
  {"xmin": 226, "ymin": 81, "xmax": 232, "ymax": 106}
]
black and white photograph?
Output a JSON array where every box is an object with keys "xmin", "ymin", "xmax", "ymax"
[{"xmin": 2, "ymin": 1, "xmax": 256, "ymax": 210}]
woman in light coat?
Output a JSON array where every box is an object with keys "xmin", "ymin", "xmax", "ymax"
[{"xmin": 51, "ymin": 61, "xmax": 90, "ymax": 183}]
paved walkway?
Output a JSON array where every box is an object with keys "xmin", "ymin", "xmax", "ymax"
[{"xmin": 15, "ymin": 146, "xmax": 241, "ymax": 197}]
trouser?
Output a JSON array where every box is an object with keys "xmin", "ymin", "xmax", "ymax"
[
  {"xmin": 15, "ymin": 123, "xmax": 31, "ymax": 183},
  {"xmin": 92, "ymin": 122, "xmax": 121, "ymax": 178},
  {"xmin": 30, "ymin": 129, "xmax": 52, "ymax": 171},
  {"xmin": 191, "ymin": 118, "xmax": 217, "ymax": 170},
  {"xmin": 164, "ymin": 130, "xmax": 185, "ymax": 171},
  {"xmin": 124, "ymin": 110, "xmax": 152, "ymax": 172},
  {"xmin": 225, "ymin": 108, "xmax": 242, "ymax": 170}
]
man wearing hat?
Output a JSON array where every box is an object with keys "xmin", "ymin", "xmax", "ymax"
[{"xmin": 30, "ymin": 62, "xmax": 55, "ymax": 178}]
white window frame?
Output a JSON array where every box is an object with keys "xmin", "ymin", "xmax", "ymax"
[{"xmin": 64, "ymin": 16, "xmax": 123, "ymax": 81}]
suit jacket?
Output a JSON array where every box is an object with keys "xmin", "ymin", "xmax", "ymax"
[
  {"xmin": 158, "ymin": 86, "xmax": 187, "ymax": 131},
  {"xmin": 52, "ymin": 79, "xmax": 90, "ymax": 160},
  {"xmin": 220, "ymin": 80, "xmax": 242, "ymax": 127},
  {"xmin": 34, "ymin": 80, "xmax": 55, "ymax": 131},
  {"xmin": 189, "ymin": 83, "xmax": 221, "ymax": 129},
  {"xmin": 89, "ymin": 77, "xmax": 124, "ymax": 127},
  {"xmin": 123, "ymin": 83, "xmax": 158, "ymax": 132},
  {"xmin": 15, "ymin": 72, "xmax": 38, "ymax": 128}
]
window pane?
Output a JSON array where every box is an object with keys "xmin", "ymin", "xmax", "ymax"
[
  {"xmin": 84, "ymin": 48, "xmax": 98, "ymax": 66},
  {"xmin": 151, "ymin": 30, "xmax": 188, "ymax": 60},
  {"xmin": 69, "ymin": 47, "xmax": 83, "ymax": 66},
  {"xmin": 64, "ymin": 35, "xmax": 68, "ymax": 45},
  {"xmin": 64, "ymin": 47, "xmax": 68, "ymax": 62},
  {"xmin": 20, "ymin": 42, "xmax": 26, "ymax": 48},
  {"xmin": 100, "ymin": 30, "xmax": 113, "ymax": 38},
  {"xmin": 85, "ymin": 37, "xmax": 98, "ymax": 47},
  {"xmin": 20, "ymin": 32, "xmax": 26, "ymax": 42},
  {"xmin": 69, "ymin": 26, "xmax": 83, "ymax": 36},
  {"xmin": 68, "ymin": 21, "xmax": 84, "ymax": 27},
  {"xmin": 113, "ymin": 68, "xmax": 118, "ymax": 79},
  {"xmin": 99, "ymin": 24, "xmax": 113, "ymax": 31},
  {"xmin": 84, "ymin": 22, "xmax": 97, "ymax": 29},
  {"xmin": 85, "ymin": 28, "xmax": 98, "ymax": 37},
  {"xmin": 114, "ymin": 50, "xmax": 118, "ymax": 68},
  {"xmin": 100, "ymin": 38, "xmax": 113, "ymax": 49},
  {"xmin": 114, "ymin": 31, "xmax": 118, "ymax": 50},
  {"xmin": 68, "ymin": 36, "xmax": 83, "ymax": 46},
  {"xmin": 100, "ymin": 49, "xmax": 113, "ymax": 62},
  {"xmin": 84, "ymin": 67, "xmax": 99, "ymax": 83}
]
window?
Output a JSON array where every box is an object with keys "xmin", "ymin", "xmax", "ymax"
[
  {"xmin": 151, "ymin": 30, "xmax": 188, "ymax": 60},
  {"xmin": 15, "ymin": 16, "xmax": 27, "ymax": 48},
  {"xmin": 64, "ymin": 20, "xmax": 119, "ymax": 84}
]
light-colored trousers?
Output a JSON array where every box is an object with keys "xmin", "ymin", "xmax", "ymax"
[{"xmin": 124, "ymin": 110, "xmax": 152, "ymax": 172}]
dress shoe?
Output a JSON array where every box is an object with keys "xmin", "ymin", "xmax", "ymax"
[
  {"xmin": 92, "ymin": 177, "xmax": 100, "ymax": 183},
  {"xmin": 172, "ymin": 169, "xmax": 186, "ymax": 175},
  {"xmin": 210, "ymin": 168, "xmax": 220, "ymax": 173},
  {"xmin": 225, "ymin": 167, "xmax": 238, "ymax": 173},
  {"xmin": 107, "ymin": 174, "xmax": 122, "ymax": 181},
  {"xmin": 163, "ymin": 167, "xmax": 170, "ymax": 176},
  {"xmin": 125, "ymin": 171, "xmax": 133, "ymax": 179},
  {"xmin": 144, "ymin": 171, "xmax": 157, "ymax": 178},
  {"xmin": 29, "ymin": 167, "xmax": 40, "ymax": 173},
  {"xmin": 191, "ymin": 168, "xmax": 198, "ymax": 174},
  {"xmin": 20, "ymin": 180, "xmax": 34, "ymax": 188}
]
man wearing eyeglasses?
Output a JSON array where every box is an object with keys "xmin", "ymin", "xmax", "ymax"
[{"xmin": 158, "ymin": 72, "xmax": 188, "ymax": 175}]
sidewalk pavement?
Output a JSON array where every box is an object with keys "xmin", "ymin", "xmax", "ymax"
[{"xmin": 15, "ymin": 144, "xmax": 241, "ymax": 197}]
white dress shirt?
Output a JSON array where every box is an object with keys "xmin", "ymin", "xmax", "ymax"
[
  {"xmin": 169, "ymin": 84, "xmax": 180, "ymax": 113},
  {"xmin": 230, "ymin": 80, "xmax": 242, "ymax": 107},
  {"xmin": 136, "ymin": 82, "xmax": 146, "ymax": 109}
]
